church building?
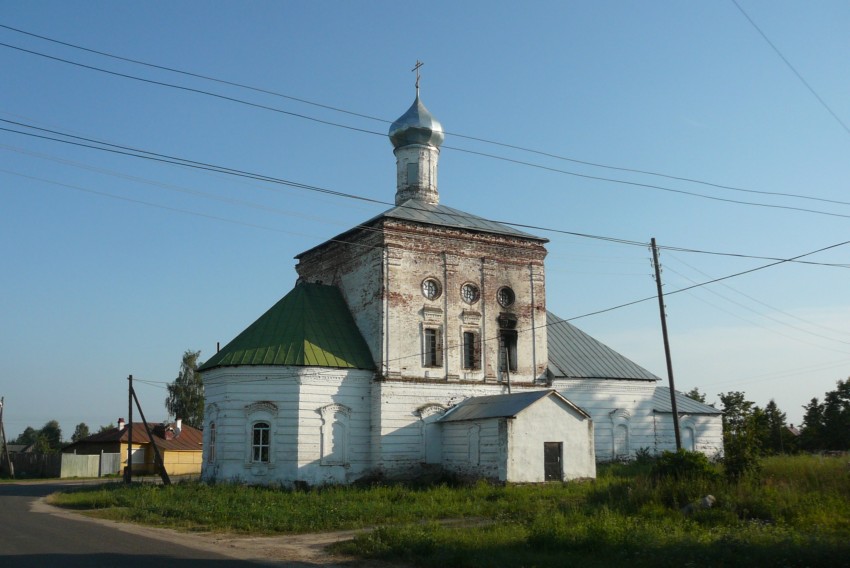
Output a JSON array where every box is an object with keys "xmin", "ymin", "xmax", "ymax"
[{"xmin": 199, "ymin": 80, "xmax": 722, "ymax": 486}]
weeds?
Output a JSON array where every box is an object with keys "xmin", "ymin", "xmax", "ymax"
[{"xmin": 50, "ymin": 454, "xmax": 850, "ymax": 566}]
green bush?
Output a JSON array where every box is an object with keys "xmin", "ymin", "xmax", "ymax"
[{"xmin": 651, "ymin": 449, "xmax": 719, "ymax": 482}]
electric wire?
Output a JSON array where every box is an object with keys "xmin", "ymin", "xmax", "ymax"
[
  {"xmin": 667, "ymin": 251, "xmax": 850, "ymax": 337},
  {"xmin": 663, "ymin": 263, "xmax": 850, "ymax": 352},
  {"xmin": 4, "ymin": 119, "xmax": 849, "ymax": 269},
  {"xmin": 3, "ymin": 22, "xmax": 849, "ymax": 209},
  {"xmin": 3, "ymin": 39, "xmax": 850, "ymax": 218},
  {"xmin": 731, "ymin": 0, "xmax": 850, "ymax": 138}
]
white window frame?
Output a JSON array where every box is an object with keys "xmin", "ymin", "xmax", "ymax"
[{"xmin": 244, "ymin": 401, "xmax": 278, "ymax": 467}]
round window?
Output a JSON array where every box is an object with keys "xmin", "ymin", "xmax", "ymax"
[
  {"xmin": 421, "ymin": 278, "xmax": 442, "ymax": 300},
  {"xmin": 496, "ymin": 286, "xmax": 515, "ymax": 307},
  {"xmin": 461, "ymin": 283, "xmax": 480, "ymax": 304}
]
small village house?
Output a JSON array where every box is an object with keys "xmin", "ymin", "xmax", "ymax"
[{"xmin": 63, "ymin": 418, "xmax": 203, "ymax": 476}]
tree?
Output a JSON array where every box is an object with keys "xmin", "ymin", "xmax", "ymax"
[
  {"xmin": 71, "ymin": 423, "xmax": 90, "ymax": 443},
  {"xmin": 684, "ymin": 387, "xmax": 707, "ymax": 404},
  {"xmin": 12, "ymin": 421, "xmax": 63, "ymax": 453},
  {"xmin": 760, "ymin": 400, "xmax": 794, "ymax": 454},
  {"xmin": 98, "ymin": 423, "xmax": 115, "ymax": 434},
  {"xmin": 165, "ymin": 349, "xmax": 204, "ymax": 429},
  {"xmin": 719, "ymin": 391, "xmax": 761, "ymax": 480},
  {"xmin": 13, "ymin": 426, "xmax": 38, "ymax": 446},
  {"xmin": 800, "ymin": 397, "xmax": 824, "ymax": 451},
  {"xmin": 821, "ymin": 378, "xmax": 850, "ymax": 450},
  {"xmin": 799, "ymin": 378, "xmax": 850, "ymax": 451}
]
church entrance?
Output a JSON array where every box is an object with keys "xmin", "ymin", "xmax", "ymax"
[{"xmin": 544, "ymin": 442, "xmax": 562, "ymax": 481}]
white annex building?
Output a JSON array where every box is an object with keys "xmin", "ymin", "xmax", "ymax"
[{"xmin": 199, "ymin": 83, "xmax": 722, "ymax": 486}]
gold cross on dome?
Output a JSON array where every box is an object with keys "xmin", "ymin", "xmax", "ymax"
[{"xmin": 412, "ymin": 60, "xmax": 423, "ymax": 94}]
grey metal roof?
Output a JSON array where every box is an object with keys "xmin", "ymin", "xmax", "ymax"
[
  {"xmin": 438, "ymin": 390, "xmax": 590, "ymax": 423},
  {"xmin": 381, "ymin": 199, "xmax": 546, "ymax": 240},
  {"xmin": 653, "ymin": 387, "xmax": 722, "ymax": 415},
  {"xmin": 295, "ymin": 199, "xmax": 547, "ymax": 259},
  {"xmin": 547, "ymin": 312, "xmax": 661, "ymax": 381}
]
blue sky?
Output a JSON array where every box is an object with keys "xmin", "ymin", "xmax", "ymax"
[{"xmin": 2, "ymin": 1, "xmax": 849, "ymax": 438}]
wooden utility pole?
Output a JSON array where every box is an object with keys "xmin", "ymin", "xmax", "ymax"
[
  {"xmin": 126, "ymin": 374, "xmax": 171, "ymax": 486},
  {"xmin": 130, "ymin": 386, "xmax": 171, "ymax": 486},
  {"xmin": 126, "ymin": 375, "xmax": 133, "ymax": 484},
  {"xmin": 651, "ymin": 238, "xmax": 682, "ymax": 450},
  {"xmin": 0, "ymin": 397, "xmax": 14, "ymax": 478}
]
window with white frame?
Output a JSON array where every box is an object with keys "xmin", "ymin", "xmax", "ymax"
[
  {"xmin": 252, "ymin": 421, "xmax": 270, "ymax": 463},
  {"xmin": 244, "ymin": 401, "xmax": 277, "ymax": 467}
]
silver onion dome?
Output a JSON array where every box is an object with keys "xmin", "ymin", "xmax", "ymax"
[{"xmin": 388, "ymin": 94, "xmax": 444, "ymax": 149}]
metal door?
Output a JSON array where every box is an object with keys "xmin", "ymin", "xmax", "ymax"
[{"xmin": 544, "ymin": 442, "xmax": 562, "ymax": 481}]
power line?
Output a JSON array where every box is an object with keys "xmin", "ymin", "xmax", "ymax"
[
  {"xmin": 3, "ymin": 118, "xmax": 849, "ymax": 269},
  {"xmin": 3, "ymin": 38, "xmax": 850, "ymax": 218},
  {"xmin": 663, "ymin": 263, "xmax": 850, "ymax": 352},
  {"xmin": 562, "ymin": 238, "xmax": 850, "ymax": 323},
  {"xmin": 3, "ymin": 22, "xmax": 849, "ymax": 209},
  {"xmin": 667, "ymin": 252, "xmax": 850, "ymax": 337},
  {"xmin": 731, "ymin": 0, "xmax": 850, "ymax": 138},
  {"xmin": 6, "ymin": 151, "xmax": 849, "ymax": 367}
]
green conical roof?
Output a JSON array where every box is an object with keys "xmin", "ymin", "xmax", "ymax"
[{"xmin": 199, "ymin": 283, "xmax": 375, "ymax": 372}]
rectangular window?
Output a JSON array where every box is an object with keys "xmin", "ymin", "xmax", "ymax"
[
  {"xmin": 462, "ymin": 331, "xmax": 480, "ymax": 370},
  {"xmin": 129, "ymin": 447, "xmax": 145, "ymax": 465},
  {"xmin": 252, "ymin": 422, "xmax": 270, "ymax": 463},
  {"xmin": 424, "ymin": 327, "xmax": 442, "ymax": 367},
  {"xmin": 499, "ymin": 330, "xmax": 518, "ymax": 373}
]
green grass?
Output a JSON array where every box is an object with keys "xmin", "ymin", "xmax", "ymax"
[{"xmin": 49, "ymin": 454, "xmax": 850, "ymax": 566}]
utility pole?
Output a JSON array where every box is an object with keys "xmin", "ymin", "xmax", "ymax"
[
  {"xmin": 651, "ymin": 238, "xmax": 682, "ymax": 450},
  {"xmin": 0, "ymin": 397, "xmax": 14, "ymax": 478},
  {"xmin": 130, "ymin": 385, "xmax": 171, "ymax": 486},
  {"xmin": 126, "ymin": 375, "xmax": 133, "ymax": 484},
  {"xmin": 126, "ymin": 374, "xmax": 171, "ymax": 486}
]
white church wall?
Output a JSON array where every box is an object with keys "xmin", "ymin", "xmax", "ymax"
[
  {"xmin": 372, "ymin": 380, "xmax": 514, "ymax": 475},
  {"xmin": 202, "ymin": 366, "xmax": 372, "ymax": 486},
  {"xmin": 553, "ymin": 378, "xmax": 658, "ymax": 462},
  {"xmin": 294, "ymin": 370, "xmax": 373, "ymax": 485},
  {"xmin": 202, "ymin": 367, "xmax": 300, "ymax": 483},
  {"xmin": 653, "ymin": 412, "xmax": 724, "ymax": 459}
]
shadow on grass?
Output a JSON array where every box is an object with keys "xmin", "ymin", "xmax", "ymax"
[{"xmin": 335, "ymin": 523, "xmax": 850, "ymax": 568}]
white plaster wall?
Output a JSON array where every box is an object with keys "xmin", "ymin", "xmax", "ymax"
[
  {"xmin": 201, "ymin": 366, "xmax": 372, "ymax": 486},
  {"xmin": 202, "ymin": 366, "xmax": 299, "ymax": 484},
  {"xmin": 441, "ymin": 420, "xmax": 501, "ymax": 480},
  {"xmin": 553, "ymin": 378, "xmax": 658, "ymax": 462},
  {"xmin": 506, "ymin": 396, "xmax": 596, "ymax": 482},
  {"xmin": 653, "ymin": 412, "xmax": 724, "ymax": 458},
  {"xmin": 372, "ymin": 380, "xmax": 514, "ymax": 475},
  {"xmin": 294, "ymin": 370, "xmax": 372, "ymax": 485}
]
